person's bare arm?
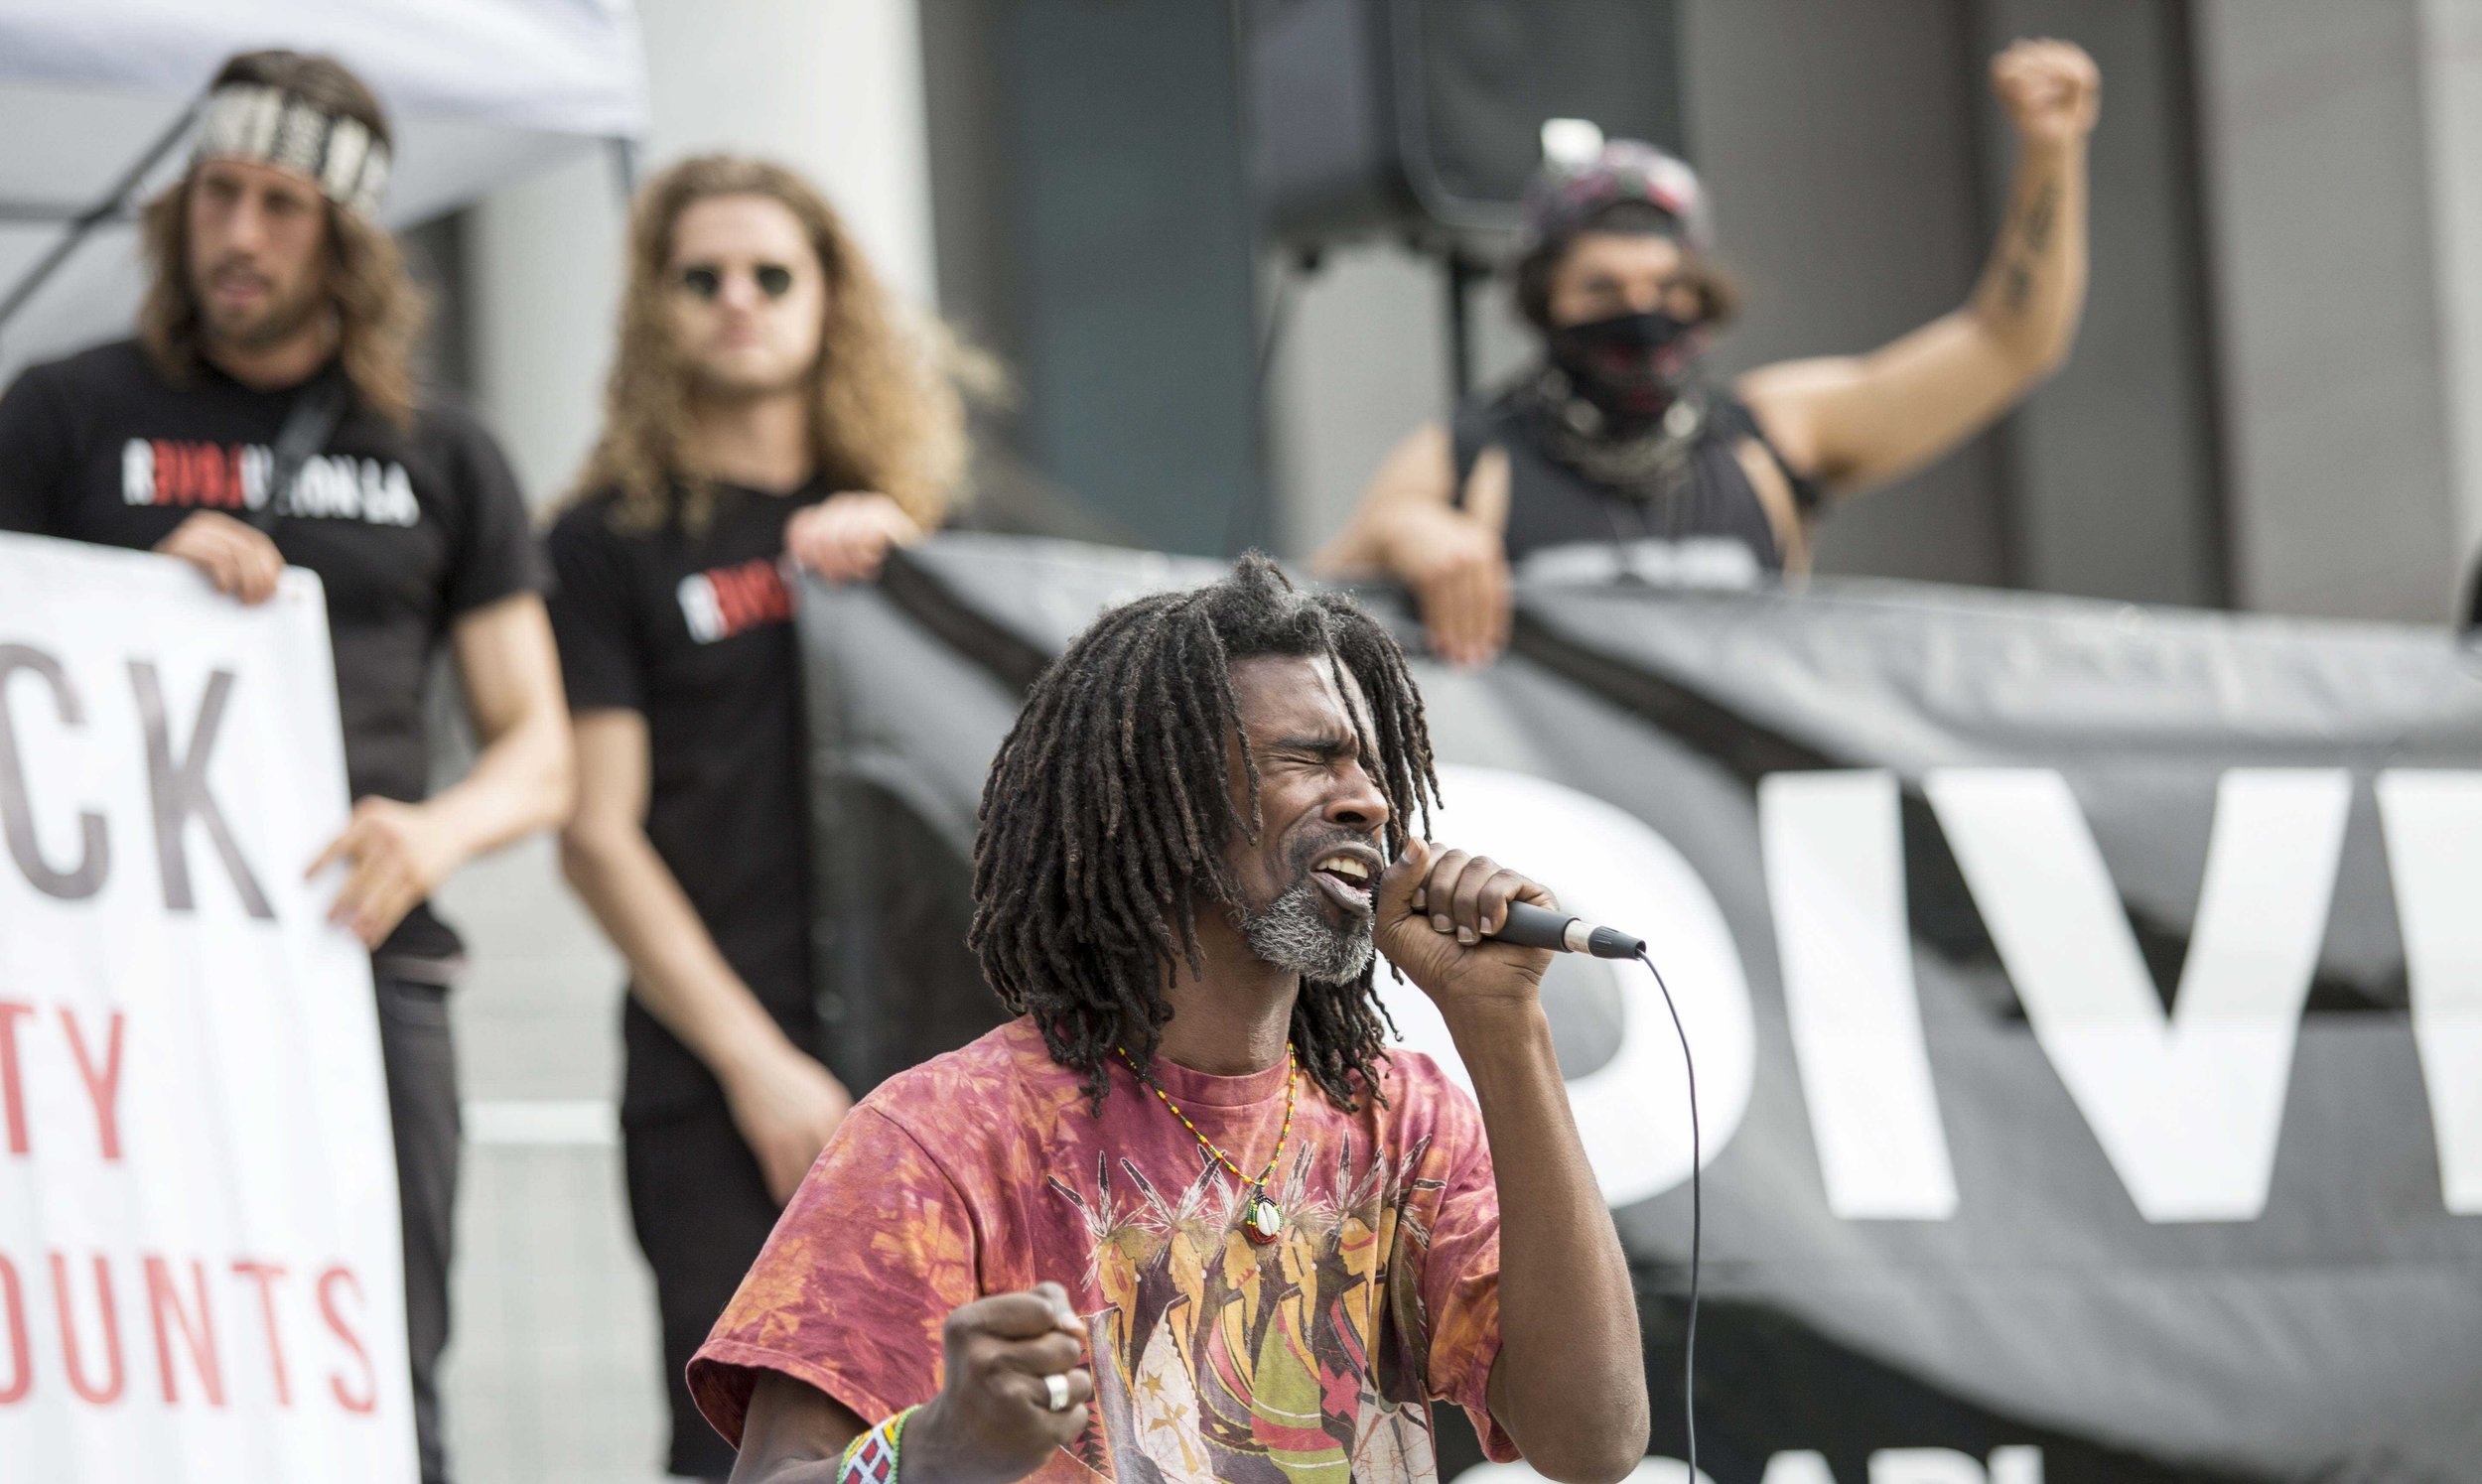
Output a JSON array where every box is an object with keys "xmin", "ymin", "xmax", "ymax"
[
  {"xmin": 1313, "ymin": 424, "xmax": 1513, "ymax": 667},
  {"xmin": 1375, "ymin": 841, "xmax": 1647, "ymax": 1483},
  {"xmin": 1315, "ymin": 424, "xmax": 1456, "ymax": 576},
  {"xmin": 558, "ymin": 708, "xmax": 851, "ymax": 1202},
  {"xmin": 729, "ymin": 1372, "xmax": 868, "ymax": 1484},
  {"xmin": 1738, "ymin": 39, "xmax": 2100, "ymax": 498},
  {"xmin": 310, "ymin": 592, "xmax": 574, "ymax": 946}
]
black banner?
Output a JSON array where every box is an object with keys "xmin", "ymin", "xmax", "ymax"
[{"xmin": 801, "ymin": 534, "xmax": 2482, "ymax": 1484}]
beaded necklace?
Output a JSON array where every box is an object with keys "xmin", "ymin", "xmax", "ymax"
[{"xmin": 1116, "ymin": 1043, "xmax": 1298, "ymax": 1246}]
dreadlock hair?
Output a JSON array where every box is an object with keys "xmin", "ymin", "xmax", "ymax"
[{"xmin": 970, "ymin": 553, "xmax": 1440, "ymax": 1113}]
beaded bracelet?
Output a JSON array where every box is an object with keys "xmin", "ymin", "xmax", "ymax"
[{"xmin": 839, "ymin": 1404, "xmax": 920, "ymax": 1484}]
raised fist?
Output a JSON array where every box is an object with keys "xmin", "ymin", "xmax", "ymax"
[
  {"xmin": 903, "ymin": 1282, "xmax": 1092, "ymax": 1484},
  {"xmin": 1992, "ymin": 38, "xmax": 2100, "ymax": 146}
]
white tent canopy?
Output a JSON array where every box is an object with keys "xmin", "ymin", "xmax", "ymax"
[{"xmin": 0, "ymin": 0, "xmax": 648, "ymax": 381}]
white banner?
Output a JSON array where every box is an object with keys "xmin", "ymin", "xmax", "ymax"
[{"xmin": 0, "ymin": 534, "xmax": 414, "ymax": 1481}]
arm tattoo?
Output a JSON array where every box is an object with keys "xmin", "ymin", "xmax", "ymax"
[{"xmin": 1999, "ymin": 177, "xmax": 2061, "ymax": 317}]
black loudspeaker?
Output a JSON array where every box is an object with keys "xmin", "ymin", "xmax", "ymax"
[{"xmin": 1246, "ymin": 0, "xmax": 1686, "ymax": 251}]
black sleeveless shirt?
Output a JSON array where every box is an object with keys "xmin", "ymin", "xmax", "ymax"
[{"xmin": 1449, "ymin": 372, "xmax": 1819, "ymax": 576}]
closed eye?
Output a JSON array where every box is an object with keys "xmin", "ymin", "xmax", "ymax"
[{"xmin": 1265, "ymin": 736, "xmax": 1356, "ymax": 769}]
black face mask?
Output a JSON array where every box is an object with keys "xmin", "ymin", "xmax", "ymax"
[{"xmin": 1546, "ymin": 310, "xmax": 1699, "ymax": 426}]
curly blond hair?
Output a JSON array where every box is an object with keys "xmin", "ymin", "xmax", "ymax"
[
  {"xmin": 573, "ymin": 154, "xmax": 969, "ymax": 533},
  {"xmin": 138, "ymin": 51, "xmax": 425, "ymax": 430}
]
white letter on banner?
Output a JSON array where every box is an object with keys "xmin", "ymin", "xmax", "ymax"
[
  {"xmin": 1379, "ymin": 764, "xmax": 1755, "ymax": 1208},
  {"xmin": 1926, "ymin": 768, "xmax": 2350, "ymax": 1222},
  {"xmin": 1759, "ymin": 1452, "xmax": 1840, "ymax": 1484},
  {"xmin": 2374, "ymin": 770, "xmax": 2482, "ymax": 1212},
  {"xmin": 1456, "ymin": 1461, "xmax": 1718, "ymax": 1484},
  {"xmin": 1987, "ymin": 1446, "xmax": 2043, "ymax": 1484},
  {"xmin": 1760, "ymin": 771, "xmax": 1957, "ymax": 1219},
  {"xmin": 1869, "ymin": 1450, "xmax": 1985, "ymax": 1484}
]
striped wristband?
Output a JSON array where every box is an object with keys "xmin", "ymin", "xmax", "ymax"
[{"xmin": 839, "ymin": 1405, "xmax": 919, "ymax": 1484}]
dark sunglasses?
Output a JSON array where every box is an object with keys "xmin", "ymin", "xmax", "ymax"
[{"xmin": 675, "ymin": 262, "xmax": 796, "ymax": 302}]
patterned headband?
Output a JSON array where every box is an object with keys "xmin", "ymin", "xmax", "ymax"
[
  {"xmin": 193, "ymin": 82, "xmax": 392, "ymax": 218},
  {"xmin": 1523, "ymin": 138, "xmax": 1714, "ymax": 256}
]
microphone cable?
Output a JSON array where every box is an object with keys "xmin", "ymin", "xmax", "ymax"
[{"xmin": 1636, "ymin": 945, "xmax": 1700, "ymax": 1480}]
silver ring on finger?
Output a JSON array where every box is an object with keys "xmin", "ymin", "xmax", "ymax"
[{"xmin": 1043, "ymin": 1371, "xmax": 1071, "ymax": 1413}]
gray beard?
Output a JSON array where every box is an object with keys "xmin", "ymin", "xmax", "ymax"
[{"xmin": 1237, "ymin": 879, "xmax": 1374, "ymax": 986}]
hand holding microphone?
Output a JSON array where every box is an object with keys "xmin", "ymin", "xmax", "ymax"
[{"xmin": 1374, "ymin": 838, "xmax": 1645, "ymax": 1015}]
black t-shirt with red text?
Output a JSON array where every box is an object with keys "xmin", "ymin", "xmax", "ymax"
[
  {"xmin": 0, "ymin": 339, "xmax": 543, "ymax": 966},
  {"xmin": 545, "ymin": 480, "xmax": 825, "ymax": 1122}
]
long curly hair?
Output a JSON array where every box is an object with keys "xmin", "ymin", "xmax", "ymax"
[
  {"xmin": 138, "ymin": 51, "xmax": 425, "ymax": 429},
  {"xmin": 970, "ymin": 554, "xmax": 1440, "ymax": 1112},
  {"xmin": 571, "ymin": 154, "xmax": 968, "ymax": 533}
]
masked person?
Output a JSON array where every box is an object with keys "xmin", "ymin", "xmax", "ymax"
[
  {"xmin": 1319, "ymin": 39, "xmax": 2100, "ymax": 666},
  {"xmin": 691, "ymin": 554, "xmax": 1647, "ymax": 1484},
  {"xmin": 0, "ymin": 51, "xmax": 573, "ymax": 1484},
  {"xmin": 545, "ymin": 155, "xmax": 967, "ymax": 1484}
]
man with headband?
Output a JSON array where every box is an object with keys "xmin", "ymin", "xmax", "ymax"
[
  {"xmin": 1321, "ymin": 39, "xmax": 2101, "ymax": 666},
  {"xmin": 0, "ymin": 50, "xmax": 572, "ymax": 1484},
  {"xmin": 691, "ymin": 555, "xmax": 1647, "ymax": 1484}
]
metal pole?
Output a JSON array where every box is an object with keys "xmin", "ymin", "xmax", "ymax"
[
  {"xmin": 0, "ymin": 98, "xmax": 204, "ymax": 344},
  {"xmin": 1445, "ymin": 246, "xmax": 1479, "ymax": 405},
  {"xmin": 606, "ymin": 135, "xmax": 643, "ymax": 201}
]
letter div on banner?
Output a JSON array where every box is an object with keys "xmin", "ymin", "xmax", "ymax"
[{"xmin": 0, "ymin": 534, "xmax": 414, "ymax": 1481}]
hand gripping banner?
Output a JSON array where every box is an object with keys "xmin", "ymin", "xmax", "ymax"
[{"xmin": 797, "ymin": 533, "xmax": 2482, "ymax": 1484}]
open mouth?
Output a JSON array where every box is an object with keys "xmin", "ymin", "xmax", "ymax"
[{"xmin": 1308, "ymin": 850, "xmax": 1378, "ymax": 915}]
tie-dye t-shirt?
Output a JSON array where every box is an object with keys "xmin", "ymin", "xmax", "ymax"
[{"xmin": 688, "ymin": 1016, "xmax": 1515, "ymax": 1483}]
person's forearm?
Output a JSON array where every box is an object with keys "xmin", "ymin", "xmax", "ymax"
[
  {"xmin": 731, "ymin": 1446, "xmax": 848, "ymax": 1484},
  {"xmin": 1322, "ymin": 498, "xmax": 1440, "ymax": 579},
  {"xmin": 1448, "ymin": 1002, "xmax": 1647, "ymax": 1480},
  {"xmin": 1966, "ymin": 134, "xmax": 2087, "ymax": 374},
  {"xmin": 560, "ymin": 820, "xmax": 798, "ymax": 1080},
  {"xmin": 1366, "ymin": 502, "xmax": 1433, "ymax": 575},
  {"xmin": 1365, "ymin": 499, "xmax": 1490, "ymax": 582},
  {"xmin": 421, "ymin": 702, "xmax": 573, "ymax": 868}
]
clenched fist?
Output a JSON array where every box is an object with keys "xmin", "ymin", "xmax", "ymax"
[
  {"xmin": 903, "ymin": 1282, "xmax": 1093, "ymax": 1484},
  {"xmin": 1993, "ymin": 38, "xmax": 2100, "ymax": 146},
  {"xmin": 1373, "ymin": 838, "xmax": 1557, "ymax": 1018}
]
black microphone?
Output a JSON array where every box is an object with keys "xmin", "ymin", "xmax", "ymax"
[{"xmin": 1485, "ymin": 899, "xmax": 1646, "ymax": 960}]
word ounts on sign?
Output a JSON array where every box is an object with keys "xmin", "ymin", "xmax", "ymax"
[{"xmin": 0, "ymin": 1249, "xmax": 378, "ymax": 1413}]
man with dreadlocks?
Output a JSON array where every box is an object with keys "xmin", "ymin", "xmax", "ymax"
[{"xmin": 688, "ymin": 555, "xmax": 1647, "ymax": 1484}]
